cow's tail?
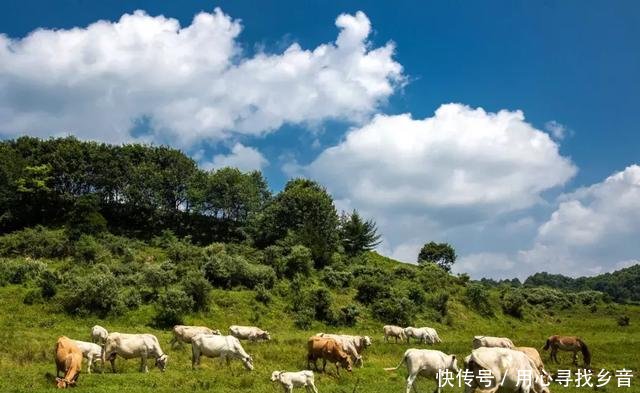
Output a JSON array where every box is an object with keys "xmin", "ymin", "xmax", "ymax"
[
  {"xmin": 542, "ymin": 338, "xmax": 551, "ymax": 351},
  {"xmin": 578, "ymin": 339, "xmax": 591, "ymax": 367},
  {"xmin": 384, "ymin": 351, "xmax": 408, "ymax": 371}
]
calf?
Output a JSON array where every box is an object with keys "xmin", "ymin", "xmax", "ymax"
[
  {"xmin": 229, "ymin": 325, "xmax": 271, "ymax": 342},
  {"xmin": 71, "ymin": 339, "xmax": 103, "ymax": 374},
  {"xmin": 307, "ymin": 336, "xmax": 352, "ymax": 375},
  {"xmin": 271, "ymin": 370, "xmax": 319, "ymax": 393},
  {"xmin": 55, "ymin": 336, "xmax": 83, "ymax": 389},
  {"xmin": 385, "ymin": 349, "xmax": 458, "ymax": 393},
  {"xmin": 383, "ymin": 325, "xmax": 406, "ymax": 343},
  {"xmin": 91, "ymin": 325, "xmax": 108, "ymax": 344}
]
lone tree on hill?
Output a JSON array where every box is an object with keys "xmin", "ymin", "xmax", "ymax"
[
  {"xmin": 339, "ymin": 210, "xmax": 382, "ymax": 256},
  {"xmin": 417, "ymin": 242, "xmax": 457, "ymax": 272}
]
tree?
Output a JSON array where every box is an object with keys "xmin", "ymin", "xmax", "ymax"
[
  {"xmin": 417, "ymin": 242, "xmax": 457, "ymax": 272},
  {"xmin": 339, "ymin": 210, "xmax": 381, "ymax": 256}
]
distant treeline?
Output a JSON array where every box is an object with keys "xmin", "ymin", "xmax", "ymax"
[{"xmin": 479, "ymin": 265, "xmax": 640, "ymax": 303}]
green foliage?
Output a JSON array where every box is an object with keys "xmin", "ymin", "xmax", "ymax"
[
  {"xmin": 617, "ymin": 315, "xmax": 630, "ymax": 327},
  {"xmin": 339, "ymin": 210, "xmax": 381, "ymax": 256},
  {"xmin": 284, "ymin": 245, "xmax": 313, "ymax": 278},
  {"xmin": 152, "ymin": 288, "xmax": 194, "ymax": 328},
  {"xmin": 203, "ymin": 252, "xmax": 275, "ymax": 290},
  {"xmin": 38, "ymin": 269, "xmax": 58, "ymax": 299},
  {"xmin": 0, "ymin": 258, "xmax": 47, "ymax": 285},
  {"xmin": 355, "ymin": 278, "xmax": 391, "ymax": 305},
  {"xmin": 74, "ymin": 234, "xmax": 110, "ymax": 263},
  {"xmin": 322, "ymin": 267, "xmax": 352, "ymax": 289},
  {"xmin": 465, "ymin": 284, "xmax": 494, "ymax": 317},
  {"xmin": 66, "ymin": 195, "xmax": 107, "ymax": 240},
  {"xmin": 338, "ymin": 304, "xmax": 360, "ymax": 326},
  {"xmin": 311, "ymin": 287, "xmax": 335, "ymax": 324},
  {"xmin": 254, "ymin": 284, "xmax": 272, "ymax": 305},
  {"xmin": 181, "ymin": 271, "xmax": 211, "ymax": 312},
  {"xmin": 426, "ymin": 291, "xmax": 450, "ymax": 317},
  {"xmin": 58, "ymin": 267, "xmax": 126, "ymax": 317},
  {"xmin": 0, "ymin": 226, "xmax": 69, "ymax": 259},
  {"xmin": 372, "ymin": 296, "xmax": 414, "ymax": 326},
  {"xmin": 501, "ymin": 288, "xmax": 526, "ymax": 318},
  {"xmin": 23, "ymin": 288, "xmax": 43, "ymax": 305},
  {"xmin": 417, "ymin": 241, "xmax": 457, "ymax": 272}
]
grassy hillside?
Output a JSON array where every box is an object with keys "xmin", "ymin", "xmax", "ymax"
[{"xmin": 0, "ymin": 258, "xmax": 638, "ymax": 392}]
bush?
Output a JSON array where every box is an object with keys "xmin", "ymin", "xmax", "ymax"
[
  {"xmin": 0, "ymin": 258, "xmax": 47, "ymax": 285},
  {"xmin": 322, "ymin": 267, "xmax": 352, "ymax": 289},
  {"xmin": 294, "ymin": 307, "xmax": 314, "ymax": 330},
  {"xmin": 59, "ymin": 268, "xmax": 126, "ymax": 317},
  {"xmin": 465, "ymin": 284, "xmax": 494, "ymax": 317},
  {"xmin": 501, "ymin": 289, "xmax": 526, "ymax": 318},
  {"xmin": 0, "ymin": 226, "xmax": 69, "ymax": 259},
  {"xmin": 74, "ymin": 235, "xmax": 109, "ymax": 263},
  {"xmin": 140, "ymin": 263, "xmax": 177, "ymax": 299},
  {"xmin": 521, "ymin": 287, "xmax": 571, "ymax": 309},
  {"xmin": 181, "ymin": 272, "xmax": 211, "ymax": 311},
  {"xmin": 38, "ymin": 269, "xmax": 58, "ymax": 299},
  {"xmin": 261, "ymin": 245, "xmax": 286, "ymax": 277},
  {"xmin": 407, "ymin": 287, "xmax": 427, "ymax": 306},
  {"xmin": 372, "ymin": 297, "xmax": 414, "ymax": 326},
  {"xmin": 426, "ymin": 291, "xmax": 450, "ymax": 317},
  {"xmin": 339, "ymin": 304, "xmax": 360, "ymax": 326},
  {"xmin": 153, "ymin": 231, "xmax": 203, "ymax": 265},
  {"xmin": 203, "ymin": 253, "xmax": 275, "ymax": 290},
  {"xmin": 355, "ymin": 278, "xmax": 391, "ymax": 305},
  {"xmin": 617, "ymin": 315, "xmax": 630, "ymax": 327},
  {"xmin": 312, "ymin": 287, "xmax": 335, "ymax": 324},
  {"xmin": 255, "ymin": 284, "xmax": 272, "ymax": 305},
  {"xmin": 123, "ymin": 288, "xmax": 142, "ymax": 310},
  {"xmin": 23, "ymin": 288, "xmax": 43, "ymax": 305},
  {"xmin": 152, "ymin": 288, "xmax": 194, "ymax": 328},
  {"xmin": 284, "ymin": 245, "xmax": 313, "ymax": 278}
]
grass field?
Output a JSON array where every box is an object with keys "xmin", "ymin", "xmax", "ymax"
[{"xmin": 0, "ymin": 285, "xmax": 638, "ymax": 393}]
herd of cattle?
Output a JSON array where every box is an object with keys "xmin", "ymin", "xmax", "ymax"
[{"xmin": 52, "ymin": 323, "xmax": 588, "ymax": 392}]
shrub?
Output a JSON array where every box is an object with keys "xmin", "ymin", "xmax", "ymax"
[
  {"xmin": 23, "ymin": 288, "xmax": 43, "ymax": 305},
  {"xmin": 339, "ymin": 304, "xmax": 360, "ymax": 326},
  {"xmin": 617, "ymin": 315, "xmax": 630, "ymax": 327},
  {"xmin": 38, "ymin": 269, "xmax": 58, "ymax": 299},
  {"xmin": 66, "ymin": 195, "xmax": 108, "ymax": 240},
  {"xmin": 393, "ymin": 265, "xmax": 417, "ymax": 280},
  {"xmin": 261, "ymin": 245, "xmax": 286, "ymax": 277},
  {"xmin": 407, "ymin": 287, "xmax": 427, "ymax": 307},
  {"xmin": 255, "ymin": 284, "xmax": 272, "ymax": 305},
  {"xmin": 294, "ymin": 307, "xmax": 314, "ymax": 330},
  {"xmin": 501, "ymin": 289, "xmax": 526, "ymax": 318},
  {"xmin": 521, "ymin": 287, "xmax": 571, "ymax": 309},
  {"xmin": 322, "ymin": 267, "xmax": 352, "ymax": 289},
  {"xmin": 152, "ymin": 288, "xmax": 194, "ymax": 328},
  {"xmin": 0, "ymin": 258, "xmax": 47, "ymax": 285},
  {"xmin": 0, "ymin": 226, "xmax": 69, "ymax": 259},
  {"xmin": 181, "ymin": 271, "xmax": 211, "ymax": 311},
  {"xmin": 58, "ymin": 268, "xmax": 126, "ymax": 317},
  {"xmin": 355, "ymin": 278, "xmax": 391, "ymax": 305},
  {"xmin": 426, "ymin": 291, "xmax": 450, "ymax": 317},
  {"xmin": 465, "ymin": 284, "xmax": 494, "ymax": 317},
  {"xmin": 203, "ymin": 253, "xmax": 275, "ymax": 289},
  {"xmin": 140, "ymin": 263, "xmax": 177, "ymax": 299},
  {"xmin": 153, "ymin": 231, "xmax": 203, "ymax": 265},
  {"xmin": 312, "ymin": 287, "xmax": 335, "ymax": 323},
  {"xmin": 372, "ymin": 296, "xmax": 414, "ymax": 326},
  {"xmin": 74, "ymin": 235, "xmax": 109, "ymax": 263},
  {"xmin": 123, "ymin": 288, "xmax": 142, "ymax": 310},
  {"xmin": 284, "ymin": 245, "xmax": 313, "ymax": 278}
]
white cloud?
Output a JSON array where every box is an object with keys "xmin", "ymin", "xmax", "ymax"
[
  {"xmin": 518, "ymin": 164, "xmax": 640, "ymax": 276},
  {"xmin": 200, "ymin": 143, "xmax": 268, "ymax": 172},
  {"xmin": 304, "ymin": 103, "xmax": 577, "ymax": 272},
  {"xmin": 544, "ymin": 120, "xmax": 569, "ymax": 140},
  {"xmin": 0, "ymin": 9, "xmax": 403, "ymax": 147}
]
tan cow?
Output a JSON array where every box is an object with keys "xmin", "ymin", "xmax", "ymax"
[
  {"xmin": 516, "ymin": 347, "xmax": 550, "ymax": 382},
  {"xmin": 307, "ymin": 337, "xmax": 352, "ymax": 375},
  {"xmin": 55, "ymin": 336, "xmax": 83, "ymax": 389},
  {"xmin": 170, "ymin": 325, "xmax": 221, "ymax": 347}
]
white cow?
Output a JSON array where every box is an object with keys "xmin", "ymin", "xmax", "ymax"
[
  {"xmin": 91, "ymin": 325, "xmax": 108, "ymax": 344},
  {"xmin": 383, "ymin": 325, "xmax": 406, "ymax": 343},
  {"xmin": 103, "ymin": 333, "xmax": 168, "ymax": 373},
  {"xmin": 464, "ymin": 347, "xmax": 550, "ymax": 393},
  {"xmin": 404, "ymin": 327, "xmax": 442, "ymax": 344},
  {"xmin": 314, "ymin": 333, "xmax": 371, "ymax": 367},
  {"xmin": 229, "ymin": 325, "xmax": 271, "ymax": 342},
  {"xmin": 472, "ymin": 336, "xmax": 515, "ymax": 349},
  {"xmin": 271, "ymin": 370, "xmax": 319, "ymax": 393},
  {"xmin": 71, "ymin": 339, "xmax": 103, "ymax": 374},
  {"xmin": 191, "ymin": 334, "xmax": 254, "ymax": 370},
  {"xmin": 170, "ymin": 325, "xmax": 221, "ymax": 347},
  {"xmin": 385, "ymin": 349, "xmax": 459, "ymax": 393}
]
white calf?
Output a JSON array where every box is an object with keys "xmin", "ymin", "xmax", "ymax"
[
  {"xmin": 385, "ymin": 349, "xmax": 459, "ymax": 393},
  {"xmin": 71, "ymin": 339, "xmax": 103, "ymax": 374},
  {"xmin": 91, "ymin": 325, "xmax": 108, "ymax": 344},
  {"xmin": 271, "ymin": 370, "xmax": 319, "ymax": 393}
]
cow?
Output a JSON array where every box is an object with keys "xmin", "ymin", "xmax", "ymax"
[
  {"xmin": 307, "ymin": 336, "xmax": 352, "ymax": 375},
  {"xmin": 385, "ymin": 349, "xmax": 459, "ymax": 393},
  {"xmin": 229, "ymin": 325, "xmax": 271, "ymax": 342},
  {"xmin": 271, "ymin": 370, "xmax": 319, "ymax": 393},
  {"xmin": 170, "ymin": 325, "xmax": 221, "ymax": 348},
  {"xmin": 516, "ymin": 346, "xmax": 550, "ymax": 382},
  {"xmin": 71, "ymin": 339, "xmax": 103, "ymax": 374},
  {"xmin": 103, "ymin": 333, "xmax": 168, "ymax": 373},
  {"xmin": 314, "ymin": 333, "xmax": 372, "ymax": 367},
  {"xmin": 472, "ymin": 335, "xmax": 515, "ymax": 349},
  {"xmin": 55, "ymin": 336, "xmax": 83, "ymax": 389},
  {"xmin": 464, "ymin": 347, "xmax": 549, "ymax": 393},
  {"xmin": 404, "ymin": 327, "xmax": 442, "ymax": 344},
  {"xmin": 91, "ymin": 325, "xmax": 108, "ymax": 344},
  {"xmin": 191, "ymin": 334, "xmax": 254, "ymax": 370},
  {"xmin": 383, "ymin": 325, "xmax": 406, "ymax": 343}
]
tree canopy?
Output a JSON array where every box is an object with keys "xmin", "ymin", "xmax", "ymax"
[{"xmin": 417, "ymin": 241, "xmax": 457, "ymax": 272}]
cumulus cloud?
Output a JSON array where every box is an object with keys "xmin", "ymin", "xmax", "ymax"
[
  {"xmin": 304, "ymin": 103, "xmax": 577, "ymax": 269},
  {"xmin": 518, "ymin": 164, "xmax": 640, "ymax": 276},
  {"xmin": 545, "ymin": 120, "xmax": 571, "ymax": 140},
  {"xmin": 201, "ymin": 143, "xmax": 268, "ymax": 172},
  {"xmin": 0, "ymin": 9, "xmax": 403, "ymax": 146}
]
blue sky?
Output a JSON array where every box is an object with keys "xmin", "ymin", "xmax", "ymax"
[{"xmin": 1, "ymin": 1, "xmax": 638, "ymax": 278}]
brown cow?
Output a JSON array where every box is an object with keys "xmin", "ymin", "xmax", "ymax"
[
  {"xmin": 516, "ymin": 346, "xmax": 550, "ymax": 382},
  {"xmin": 55, "ymin": 336, "xmax": 83, "ymax": 388},
  {"xmin": 306, "ymin": 337, "xmax": 352, "ymax": 375}
]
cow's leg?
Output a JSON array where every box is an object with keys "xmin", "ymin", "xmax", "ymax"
[
  {"xmin": 405, "ymin": 373, "xmax": 417, "ymax": 393},
  {"xmin": 140, "ymin": 355, "xmax": 149, "ymax": 373},
  {"xmin": 335, "ymin": 362, "xmax": 340, "ymax": 376},
  {"xmin": 322, "ymin": 358, "xmax": 327, "ymax": 372},
  {"xmin": 109, "ymin": 355, "xmax": 117, "ymax": 373},
  {"xmin": 550, "ymin": 347, "xmax": 558, "ymax": 363},
  {"xmin": 87, "ymin": 356, "xmax": 93, "ymax": 374},
  {"xmin": 309, "ymin": 381, "xmax": 319, "ymax": 393},
  {"xmin": 285, "ymin": 384, "xmax": 293, "ymax": 393}
]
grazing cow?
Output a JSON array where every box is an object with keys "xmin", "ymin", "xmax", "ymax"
[
  {"xmin": 271, "ymin": 370, "xmax": 319, "ymax": 393},
  {"xmin": 307, "ymin": 336, "xmax": 352, "ymax": 375},
  {"xmin": 191, "ymin": 334, "xmax": 254, "ymax": 370},
  {"xmin": 91, "ymin": 325, "xmax": 108, "ymax": 344},
  {"xmin": 315, "ymin": 333, "xmax": 371, "ymax": 367},
  {"xmin": 170, "ymin": 325, "xmax": 221, "ymax": 348},
  {"xmin": 71, "ymin": 339, "xmax": 103, "ymax": 374},
  {"xmin": 516, "ymin": 346, "xmax": 550, "ymax": 382},
  {"xmin": 404, "ymin": 327, "xmax": 442, "ymax": 344},
  {"xmin": 383, "ymin": 325, "xmax": 406, "ymax": 343},
  {"xmin": 103, "ymin": 333, "xmax": 168, "ymax": 373},
  {"xmin": 472, "ymin": 335, "xmax": 515, "ymax": 349},
  {"xmin": 229, "ymin": 325, "xmax": 271, "ymax": 342},
  {"xmin": 464, "ymin": 347, "xmax": 549, "ymax": 393},
  {"xmin": 55, "ymin": 336, "xmax": 83, "ymax": 389},
  {"xmin": 385, "ymin": 349, "xmax": 459, "ymax": 393}
]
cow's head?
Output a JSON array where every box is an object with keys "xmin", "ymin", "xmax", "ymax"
[
  {"xmin": 55, "ymin": 377, "xmax": 75, "ymax": 389},
  {"xmin": 339, "ymin": 352, "xmax": 353, "ymax": 372},
  {"xmin": 262, "ymin": 331, "xmax": 271, "ymax": 340},
  {"xmin": 212, "ymin": 329, "xmax": 221, "ymax": 335},
  {"xmin": 155, "ymin": 354, "xmax": 168, "ymax": 372},
  {"xmin": 362, "ymin": 336, "xmax": 372, "ymax": 347},
  {"xmin": 242, "ymin": 355, "xmax": 254, "ymax": 371},
  {"xmin": 270, "ymin": 371, "xmax": 283, "ymax": 381}
]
